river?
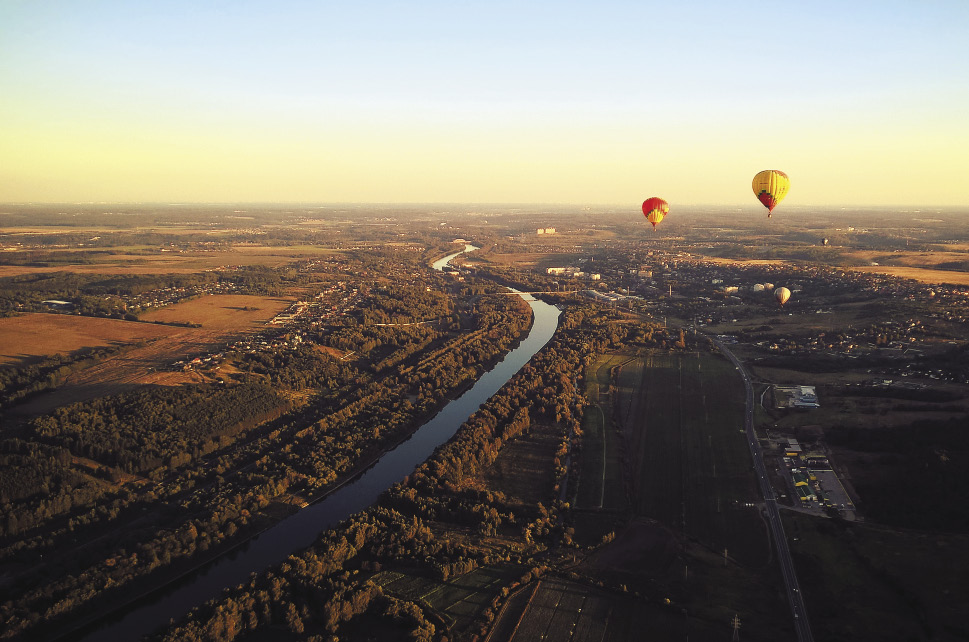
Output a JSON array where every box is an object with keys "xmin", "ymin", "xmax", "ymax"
[
  {"xmin": 75, "ymin": 246, "xmax": 558, "ymax": 641},
  {"xmin": 431, "ymin": 243, "xmax": 479, "ymax": 271}
]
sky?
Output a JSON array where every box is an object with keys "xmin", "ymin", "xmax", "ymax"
[{"xmin": 1, "ymin": 0, "xmax": 968, "ymax": 206}]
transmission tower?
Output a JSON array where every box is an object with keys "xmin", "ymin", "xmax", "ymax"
[{"xmin": 731, "ymin": 614, "xmax": 741, "ymax": 641}]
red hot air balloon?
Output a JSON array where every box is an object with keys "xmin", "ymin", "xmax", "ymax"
[{"xmin": 642, "ymin": 197, "xmax": 670, "ymax": 230}]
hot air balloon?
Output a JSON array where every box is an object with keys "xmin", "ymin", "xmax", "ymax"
[
  {"xmin": 775, "ymin": 286, "xmax": 791, "ymax": 306},
  {"xmin": 642, "ymin": 197, "xmax": 669, "ymax": 230},
  {"xmin": 752, "ymin": 170, "xmax": 790, "ymax": 217}
]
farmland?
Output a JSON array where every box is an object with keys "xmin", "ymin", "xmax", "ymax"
[
  {"xmin": 850, "ymin": 265, "xmax": 969, "ymax": 286},
  {"xmin": 491, "ymin": 347, "xmax": 792, "ymax": 640},
  {"xmin": 375, "ymin": 565, "xmax": 519, "ymax": 632},
  {"xmin": 574, "ymin": 354, "xmax": 627, "ymax": 513},
  {"xmin": 0, "ymin": 239, "xmax": 346, "ymax": 279},
  {"xmin": 136, "ymin": 293, "xmax": 293, "ymax": 331},
  {"xmin": 2, "ymin": 295, "xmax": 292, "ymax": 417},
  {"xmin": 784, "ymin": 512, "xmax": 969, "ymax": 641},
  {"xmin": 612, "ymin": 351, "xmax": 765, "ymax": 562},
  {"xmin": 495, "ymin": 573, "xmax": 779, "ymax": 642},
  {"xmin": 592, "ymin": 348, "xmax": 790, "ymax": 635},
  {"xmin": 477, "ymin": 422, "xmax": 563, "ymax": 509},
  {"xmin": 501, "ymin": 578, "xmax": 622, "ymax": 642},
  {"xmin": 0, "ymin": 313, "xmax": 177, "ymax": 367}
]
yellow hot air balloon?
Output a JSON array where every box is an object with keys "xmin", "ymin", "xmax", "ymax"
[
  {"xmin": 775, "ymin": 286, "xmax": 791, "ymax": 306},
  {"xmin": 752, "ymin": 170, "xmax": 790, "ymax": 217}
]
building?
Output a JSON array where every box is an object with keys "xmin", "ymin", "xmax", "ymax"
[
  {"xmin": 42, "ymin": 300, "xmax": 75, "ymax": 310},
  {"xmin": 774, "ymin": 385, "xmax": 821, "ymax": 409}
]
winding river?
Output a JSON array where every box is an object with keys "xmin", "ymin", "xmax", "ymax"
[{"xmin": 76, "ymin": 246, "xmax": 559, "ymax": 641}]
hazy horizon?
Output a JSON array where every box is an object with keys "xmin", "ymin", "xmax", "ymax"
[{"xmin": 3, "ymin": 201, "xmax": 968, "ymax": 212}]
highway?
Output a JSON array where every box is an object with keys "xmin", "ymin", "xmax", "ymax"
[{"xmin": 711, "ymin": 336, "xmax": 815, "ymax": 642}]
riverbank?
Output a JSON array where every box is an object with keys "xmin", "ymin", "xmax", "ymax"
[
  {"xmin": 54, "ymin": 302, "xmax": 537, "ymax": 641},
  {"xmin": 65, "ymin": 283, "xmax": 558, "ymax": 642}
]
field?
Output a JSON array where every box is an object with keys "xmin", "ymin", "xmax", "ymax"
[
  {"xmin": 535, "ymin": 348, "xmax": 793, "ymax": 639},
  {"xmin": 0, "ymin": 245, "xmax": 341, "ymax": 277},
  {"xmin": 612, "ymin": 351, "xmax": 765, "ymax": 563},
  {"xmin": 0, "ymin": 313, "xmax": 177, "ymax": 366},
  {"xmin": 478, "ymin": 348, "xmax": 787, "ymax": 641},
  {"xmin": 490, "ymin": 572, "xmax": 787, "ymax": 642},
  {"xmin": 4, "ymin": 295, "xmax": 292, "ymax": 416},
  {"xmin": 849, "ymin": 264, "xmax": 969, "ymax": 286},
  {"xmin": 374, "ymin": 565, "xmax": 518, "ymax": 632},
  {"xmin": 575, "ymin": 354, "xmax": 627, "ymax": 512},
  {"xmin": 502, "ymin": 578, "xmax": 616, "ymax": 642},
  {"xmin": 477, "ymin": 422, "xmax": 562, "ymax": 509},
  {"xmin": 137, "ymin": 293, "xmax": 293, "ymax": 330},
  {"xmin": 784, "ymin": 512, "xmax": 969, "ymax": 641}
]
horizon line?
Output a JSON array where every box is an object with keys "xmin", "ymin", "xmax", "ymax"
[{"xmin": 2, "ymin": 201, "xmax": 967, "ymax": 210}]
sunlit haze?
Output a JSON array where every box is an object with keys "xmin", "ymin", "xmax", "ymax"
[{"xmin": 2, "ymin": 1, "xmax": 968, "ymax": 206}]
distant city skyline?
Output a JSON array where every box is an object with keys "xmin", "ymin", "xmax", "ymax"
[{"xmin": 2, "ymin": 1, "xmax": 968, "ymax": 206}]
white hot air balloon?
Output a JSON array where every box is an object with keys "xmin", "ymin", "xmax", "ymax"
[{"xmin": 775, "ymin": 287, "xmax": 791, "ymax": 306}]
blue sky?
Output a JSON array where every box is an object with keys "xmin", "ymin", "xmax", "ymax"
[{"xmin": 2, "ymin": 0, "xmax": 968, "ymax": 205}]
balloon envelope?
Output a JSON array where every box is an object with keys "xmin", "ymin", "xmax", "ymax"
[
  {"xmin": 775, "ymin": 286, "xmax": 791, "ymax": 306},
  {"xmin": 642, "ymin": 197, "xmax": 670, "ymax": 229},
  {"xmin": 752, "ymin": 170, "xmax": 790, "ymax": 217}
]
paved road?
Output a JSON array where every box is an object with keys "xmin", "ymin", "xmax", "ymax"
[{"xmin": 712, "ymin": 336, "xmax": 815, "ymax": 642}]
